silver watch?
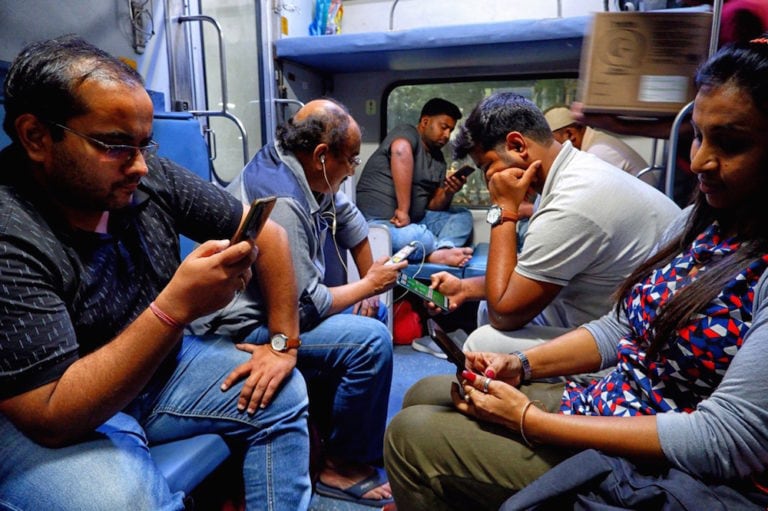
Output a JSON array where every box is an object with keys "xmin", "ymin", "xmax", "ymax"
[
  {"xmin": 486, "ymin": 205, "xmax": 518, "ymax": 226},
  {"xmin": 270, "ymin": 333, "xmax": 301, "ymax": 352}
]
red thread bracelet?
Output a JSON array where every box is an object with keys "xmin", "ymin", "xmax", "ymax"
[{"xmin": 149, "ymin": 301, "xmax": 185, "ymax": 329}]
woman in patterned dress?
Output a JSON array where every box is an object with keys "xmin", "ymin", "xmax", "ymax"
[{"xmin": 384, "ymin": 36, "xmax": 768, "ymax": 511}]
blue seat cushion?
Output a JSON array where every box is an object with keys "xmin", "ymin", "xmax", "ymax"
[{"xmin": 150, "ymin": 434, "xmax": 231, "ymax": 495}]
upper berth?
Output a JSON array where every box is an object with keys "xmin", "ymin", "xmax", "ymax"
[{"xmin": 274, "ymin": 15, "xmax": 590, "ymax": 76}]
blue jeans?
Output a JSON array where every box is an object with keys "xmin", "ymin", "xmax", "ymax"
[
  {"xmin": 0, "ymin": 335, "xmax": 311, "ymax": 511},
  {"xmin": 244, "ymin": 309, "xmax": 393, "ymax": 463},
  {"xmin": 369, "ymin": 207, "xmax": 474, "ymax": 262}
]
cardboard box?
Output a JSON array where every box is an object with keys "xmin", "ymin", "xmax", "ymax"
[{"xmin": 579, "ymin": 11, "xmax": 712, "ymax": 117}]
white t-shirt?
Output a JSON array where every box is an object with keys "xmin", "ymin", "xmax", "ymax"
[{"xmin": 516, "ymin": 142, "xmax": 680, "ymax": 329}]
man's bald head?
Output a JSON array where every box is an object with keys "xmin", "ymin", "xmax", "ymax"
[{"xmin": 276, "ymin": 98, "xmax": 359, "ymax": 157}]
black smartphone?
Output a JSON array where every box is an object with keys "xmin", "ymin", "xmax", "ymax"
[
  {"xmin": 426, "ymin": 319, "xmax": 466, "ymax": 369},
  {"xmin": 396, "ymin": 272, "xmax": 450, "ymax": 312},
  {"xmin": 230, "ymin": 196, "xmax": 277, "ymax": 244},
  {"xmin": 452, "ymin": 165, "xmax": 476, "ymax": 180}
]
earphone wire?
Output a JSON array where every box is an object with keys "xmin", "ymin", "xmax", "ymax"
[
  {"xmin": 321, "ymin": 160, "xmax": 435, "ymax": 320},
  {"xmin": 321, "ymin": 159, "xmax": 348, "ymax": 274}
]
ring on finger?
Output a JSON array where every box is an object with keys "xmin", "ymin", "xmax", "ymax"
[
  {"xmin": 464, "ymin": 387, "xmax": 474, "ymax": 402},
  {"xmin": 482, "ymin": 377, "xmax": 491, "ymax": 393}
]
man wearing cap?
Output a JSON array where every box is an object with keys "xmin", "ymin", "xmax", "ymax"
[{"xmin": 544, "ymin": 105, "xmax": 651, "ymax": 181}]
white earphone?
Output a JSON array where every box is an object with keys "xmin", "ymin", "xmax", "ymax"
[{"xmin": 320, "ymin": 154, "xmax": 326, "ymax": 164}]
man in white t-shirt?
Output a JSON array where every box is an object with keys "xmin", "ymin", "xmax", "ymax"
[{"xmin": 430, "ymin": 93, "xmax": 680, "ymax": 354}]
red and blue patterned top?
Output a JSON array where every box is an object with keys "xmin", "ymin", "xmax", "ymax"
[{"xmin": 561, "ymin": 221, "xmax": 768, "ymax": 416}]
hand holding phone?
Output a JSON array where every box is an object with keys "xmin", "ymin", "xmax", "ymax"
[
  {"xmin": 230, "ymin": 196, "xmax": 277, "ymax": 245},
  {"xmin": 396, "ymin": 273, "xmax": 450, "ymax": 312},
  {"xmin": 452, "ymin": 165, "xmax": 476, "ymax": 180},
  {"xmin": 426, "ymin": 319, "xmax": 465, "ymax": 369},
  {"xmin": 386, "ymin": 241, "xmax": 418, "ymax": 265}
]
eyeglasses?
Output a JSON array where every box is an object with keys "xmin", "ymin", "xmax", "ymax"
[
  {"xmin": 50, "ymin": 122, "xmax": 159, "ymax": 164},
  {"xmin": 347, "ymin": 155, "xmax": 362, "ymax": 168}
]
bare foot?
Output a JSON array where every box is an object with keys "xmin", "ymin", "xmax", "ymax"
[
  {"xmin": 319, "ymin": 458, "xmax": 392, "ymax": 501},
  {"xmin": 426, "ymin": 247, "xmax": 474, "ymax": 267}
]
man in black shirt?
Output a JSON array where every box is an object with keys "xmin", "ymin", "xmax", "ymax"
[{"xmin": 0, "ymin": 35, "xmax": 311, "ymax": 510}]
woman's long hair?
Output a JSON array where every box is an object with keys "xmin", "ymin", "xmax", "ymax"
[{"xmin": 615, "ymin": 37, "xmax": 768, "ymax": 356}]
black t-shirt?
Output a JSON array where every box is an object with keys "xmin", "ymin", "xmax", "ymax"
[
  {"xmin": 0, "ymin": 146, "xmax": 242, "ymax": 399},
  {"xmin": 356, "ymin": 124, "xmax": 446, "ymax": 223}
]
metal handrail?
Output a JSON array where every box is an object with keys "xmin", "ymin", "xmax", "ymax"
[
  {"xmin": 177, "ymin": 14, "xmax": 249, "ymax": 167},
  {"xmin": 389, "ymin": 0, "xmax": 401, "ymax": 30},
  {"xmin": 664, "ymin": 101, "xmax": 694, "ymax": 198}
]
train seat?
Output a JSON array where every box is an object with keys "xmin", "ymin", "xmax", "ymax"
[
  {"xmin": 150, "ymin": 109, "xmax": 232, "ymax": 495},
  {"xmin": 152, "ymin": 111, "xmax": 212, "ymax": 183},
  {"xmin": 152, "ymin": 111, "xmax": 215, "ymax": 259},
  {"xmin": 0, "ymin": 101, "xmax": 10, "ymax": 149},
  {"xmin": 149, "ymin": 434, "xmax": 231, "ymax": 495},
  {"xmin": 401, "ymin": 241, "xmax": 489, "ymax": 280}
]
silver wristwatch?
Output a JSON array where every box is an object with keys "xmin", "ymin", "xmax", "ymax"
[
  {"xmin": 270, "ymin": 333, "xmax": 301, "ymax": 352},
  {"xmin": 486, "ymin": 205, "xmax": 518, "ymax": 227}
]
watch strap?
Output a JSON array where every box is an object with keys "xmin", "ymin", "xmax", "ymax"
[
  {"xmin": 283, "ymin": 337, "xmax": 302, "ymax": 350},
  {"xmin": 488, "ymin": 205, "xmax": 519, "ymax": 226},
  {"xmin": 512, "ymin": 350, "xmax": 531, "ymax": 381},
  {"xmin": 496, "ymin": 208, "xmax": 519, "ymax": 225}
]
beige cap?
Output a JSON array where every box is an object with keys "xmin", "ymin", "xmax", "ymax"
[{"xmin": 544, "ymin": 106, "xmax": 575, "ymax": 132}]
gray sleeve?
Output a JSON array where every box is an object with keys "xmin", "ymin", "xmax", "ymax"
[
  {"xmin": 581, "ymin": 310, "xmax": 628, "ymax": 369},
  {"xmin": 332, "ymin": 191, "xmax": 369, "ymax": 249},
  {"xmin": 657, "ymin": 274, "xmax": 768, "ymax": 480},
  {"xmin": 271, "ymin": 198, "xmax": 333, "ymax": 317},
  {"xmin": 656, "ymin": 206, "xmax": 692, "ymax": 250}
]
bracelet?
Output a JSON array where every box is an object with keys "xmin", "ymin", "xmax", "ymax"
[
  {"xmin": 519, "ymin": 399, "xmax": 544, "ymax": 448},
  {"xmin": 149, "ymin": 301, "xmax": 185, "ymax": 329},
  {"xmin": 512, "ymin": 350, "xmax": 532, "ymax": 381}
]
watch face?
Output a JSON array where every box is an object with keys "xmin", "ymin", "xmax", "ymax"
[
  {"xmin": 486, "ymin": 206, "xmax": 501, "ymax": 225},
  {"xmin": 271, "ymin": 335, "xmax": 287, "ymax": 351}
]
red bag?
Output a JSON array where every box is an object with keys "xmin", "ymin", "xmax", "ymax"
[{"xmin": 393, "ymin": 299, "xmax": 422, "ymax": 345}]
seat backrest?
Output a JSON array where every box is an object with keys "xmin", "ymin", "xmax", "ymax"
[
  {"xmin": 153, "ymin": 112, "xmax": 211, "ymax": 182},
  {"xmin": 0, "ymin": 101, "xmax": 11, "ymax": 150},
  {"xmin": 152, "ymin": 112, "xmax": 213, "ymax": 258}
]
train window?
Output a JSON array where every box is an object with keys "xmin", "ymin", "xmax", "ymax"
[{"xmin": 386, "ymin": 78, "xmax": 577, "ymax": 208}]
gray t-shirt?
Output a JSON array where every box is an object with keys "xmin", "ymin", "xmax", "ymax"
[
  {"xmin": 517, "ymin": 142, "xmax": 681, "ymax": 328},
  {"xmin": 356, "ymin": 124, "xmax": 446, "ymax": 223},
  {"xmin": 190, "ymin": 144, "xmax": 369, "ymax": 337}
]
